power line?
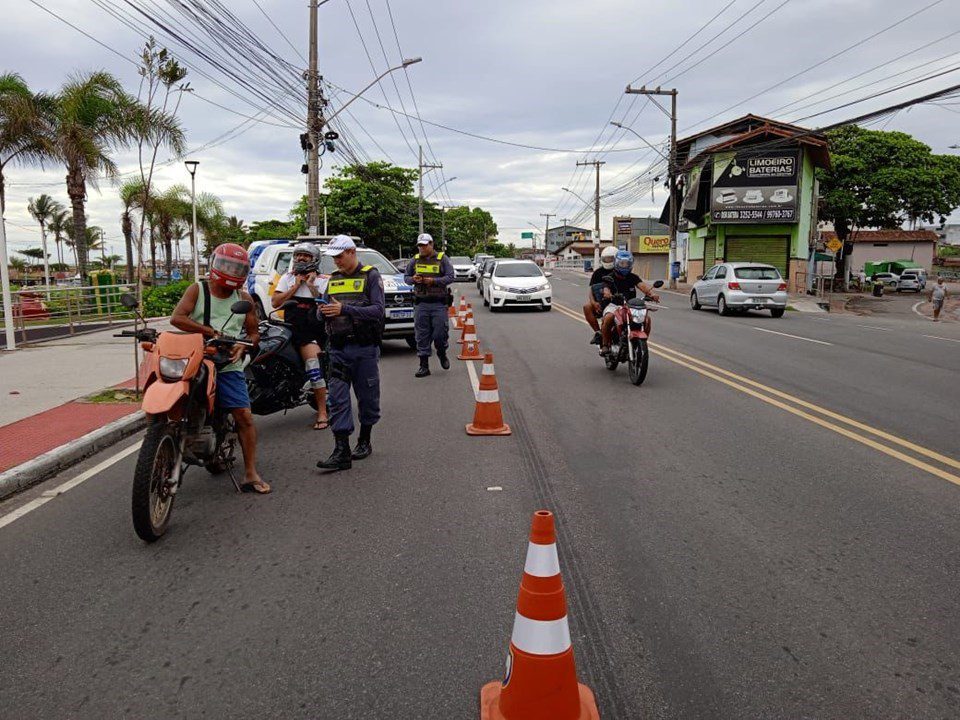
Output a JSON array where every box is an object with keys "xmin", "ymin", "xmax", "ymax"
[{"xmin": 250, "ymin": 0, "xmax": 308, "ymax": 64}]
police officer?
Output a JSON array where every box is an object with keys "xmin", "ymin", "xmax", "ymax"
[
  {"xmin": 316, "ymin": 236, "xmax": 385, "ymax": 471},
  {"xmin": 404, "ymin": 233, "xmax": 455, "ymax": 378}
]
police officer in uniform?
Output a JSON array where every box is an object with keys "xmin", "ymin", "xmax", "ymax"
[
  {"xmin": 316, "ymin": 236, "xmax": 385, "ymax": 471},
  {"xmin": 404, "ymin": 233, "xmax": 455, "ymax": 378}
]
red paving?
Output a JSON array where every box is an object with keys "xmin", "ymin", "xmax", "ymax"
[{"xmin": 0, "ymin": 395, "xmax": 138, "ymax": 474}]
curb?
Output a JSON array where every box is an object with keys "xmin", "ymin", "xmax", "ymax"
[{"xmin": 0, "ymin": 410, "xmax": 147, "ymax": 501}]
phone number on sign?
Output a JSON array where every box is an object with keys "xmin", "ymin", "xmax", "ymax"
[{"xmin": 714, "ymin": 209, "xmax": 795, "ymax": 221}]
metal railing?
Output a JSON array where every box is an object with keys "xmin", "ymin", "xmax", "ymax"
[{"xmin": 1, "ymin": 283, "xmax": 138, "ymax": 346}]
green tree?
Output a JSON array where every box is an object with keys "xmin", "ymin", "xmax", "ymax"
[
  {"xmin": 819, "ymin": 126, "xmax": 960, "ymax": 240},
  {"xmin": 441, "ymin": 205, "xmax": 499, "ymax": 254},
  {"xmin": 247, "ymin": 219, "xmax": 299, "ymax": 243},
  {"xmin": 27, "ymin": 193, "xmax": 60, "ymax": 285},
  {"xmin": 18, "ymin": 247, "xmax": 46, "ymax": 264},
  {"xmin": 48, "ymin": 206, "xmax": 71, "ymax": 270},
  {"xmin": 119, "ymin": 179, "xmax": 148, "ymax": 283}
]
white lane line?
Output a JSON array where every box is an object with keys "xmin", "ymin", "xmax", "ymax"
[
  {"xmin": 751, "ymin": 326, "xmax": 833, "ymax": 346},
  {"xmin": 465, "ymin": 358, "xmax": 480, "ymax": 399},
  {"xmin": 923, "ymin": 334, "xmax": 960, "ymax": 343},
  {"xmin": 856, "ymin": 324, "xmax": 892, "ymax": 331},
  {"xmin": 912, "ymin": 300, "xmax": 930, "ymax": 320},
  {"xmin": 0, "ymin": 440, "xmax": 142, "ymax": 531}
]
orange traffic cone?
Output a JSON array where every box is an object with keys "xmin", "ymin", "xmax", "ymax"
[
  {"xmin": 455, "ymin": 297, "xmax": 468, "ymax": 329},
  {"xmin": 466, "ymin": 353, "xmax": 509, "ymax": 434},
  {"xmin": 480, "ymin": 510, "xmax": 599, "ymax": 720},
  {"xmin": 458, "ymin": 307, "xmax": 475, "ymax": 344},
  {"xmin": 458, "ymin": 319, "xmax": 484, "ymax": 361}
]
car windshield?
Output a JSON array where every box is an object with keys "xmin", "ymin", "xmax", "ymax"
[
  {"xmin": 494, "ymin": 263, "xmax": 542, "ymax": 278},
  {"xmin": 734, "ymin": 266, "xmax": 781, "ymax": 280},
  {"xmin": 451, "ymin": 256, "xmax": 470, "ymax": 264},
  {"xmin": 319, "ymin": 249, "xmax": 398, "ymax": 276}
]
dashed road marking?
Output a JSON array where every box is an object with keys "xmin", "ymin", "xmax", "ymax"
[
  {"xmin": 751, "ymin": 326, "xmax": 833, "ymax": 345},
  {"xmin": 923, "ymin": 334, "xmax": 960, "ymax": 343}
]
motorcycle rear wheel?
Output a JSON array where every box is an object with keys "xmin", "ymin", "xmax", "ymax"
[
  {"xmin": 628, "ymin": 338, "xmax": 649, "ymax": 386},
  {"xmin": 132, "ymin": 419, "xmax": 179, "ymax": 542}
]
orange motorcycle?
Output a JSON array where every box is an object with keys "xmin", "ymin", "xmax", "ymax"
[{"xmin": 117, "ymin": 294, "xmax": 254, "ymax": 542}]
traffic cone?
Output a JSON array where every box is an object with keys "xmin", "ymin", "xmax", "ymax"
[
  {"xmin": 458, "ymin": 319, "xmax": 484, "ymax": 361},
  {"xmin": 458, "ymin": 307, "xmax": 475, "ymax": 344},
  {"xmin": 480, "ymin": 510, "xmax": 599, "ymax": 720},
  {"xmin": 455, "ymin": 297, "xmax": 468, "ymax": 329},
  {"xmin": 466, "ymin": 353, "xmax": 509, "ymax": 434}
]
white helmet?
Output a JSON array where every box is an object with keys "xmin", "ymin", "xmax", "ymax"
[{"xmin": 600, "ymin": 246, "xmax": 617, "ymax": 270}]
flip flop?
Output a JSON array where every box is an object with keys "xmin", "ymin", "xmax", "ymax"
[
  {"xmin": 240, "ymin": 481, "xmax": 271, "ymax": 494},
  {"xmin": 313, "ymin": 419, "xmax": 330, "ymax": 431}
]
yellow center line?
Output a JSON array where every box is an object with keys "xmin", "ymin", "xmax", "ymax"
[{"xmin": 550, "ymin": 300, "xmax": 960, "ymax": 486}]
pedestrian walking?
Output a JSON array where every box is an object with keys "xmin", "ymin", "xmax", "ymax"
[
  {"xmin": 316, "ymin": 236, "xmax": 385, "ymax": 471},
  {"xmin": 930, "ymin": 276, "xmax": 948, "ymax": 322},
  {"xmin": 404, "ymin": 233, "xmax": 455, "ymax": 377}
]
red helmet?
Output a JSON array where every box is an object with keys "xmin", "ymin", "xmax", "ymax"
[{"xmin": 208, "ymin": 243, "xmax": 249, "ymax": 289}]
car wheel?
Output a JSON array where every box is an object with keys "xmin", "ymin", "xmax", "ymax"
[
  {"xmin": 770, "ymin": 307, "xmax": 785, "ymax": 318},
  {"xmin": 717, "ymin": 294, "xmax": 730, "ymax": 316},
  {"xmin": 690, "ymin": 290, "xmax": 701, "ymax": 310},
  {"xmin": 483, "ymin": 293, "xmax": 489, "ymax": 307}
]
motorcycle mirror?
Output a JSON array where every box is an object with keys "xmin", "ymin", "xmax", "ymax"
[
  {"xmin": 120, "ymin": 292, "xmax": 138, "ymax": 309},
  {"xmin": 231, "ymin": 300, "xmax": 253, "ymax": 315},
  {"xmin": 652, "ymin": 280, "xmax": 665, "ymax": 288}
]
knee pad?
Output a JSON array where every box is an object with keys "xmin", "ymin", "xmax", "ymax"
[{"xmin": 305, "ymin": 357, "xmax": 326, "ymax": 390}]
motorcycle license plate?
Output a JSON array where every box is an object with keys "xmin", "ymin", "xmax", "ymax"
[{"xmin": 388, "ymin": 308, "xmax": 414, "ymax": 319}]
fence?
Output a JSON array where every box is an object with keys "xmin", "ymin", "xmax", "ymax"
[{"xmin": 1, "ymin": 283, "xmax": 138, "ymax": 346}]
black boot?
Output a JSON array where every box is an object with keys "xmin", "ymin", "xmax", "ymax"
[
  {"xmin": 589, "ymin": 331, "xmax": 601, "ymax": 345},
  {"xmin": 317, "ymin": 433, "xmax": 352, "ymax": 471},
  {"xmin": 415, "ymin": 357, "xmax": 431, "ymax": 378},
  {"xmin": 437, "ymin": 349, "xmax": 450, "ymax": 370},
  {"xmin": 352, "ymin": 424, "xmax": 373, "ymax": 460}
]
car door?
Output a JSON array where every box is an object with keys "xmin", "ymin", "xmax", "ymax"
[
  {"xmin": 699, "ymin": 265, "xmax": 719, "ymax": 304},
  {"xmin": 712, "ymin": 265, "xmax": 729, "ymax": 304}
]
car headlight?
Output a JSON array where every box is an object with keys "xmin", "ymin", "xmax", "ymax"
[
  {"xmin": 491, "ymin": 283, "xmax": 503, "ymax": 291},
  {"xmin": 159, "ymin": 357, "xmax": 189, "ymax": 380}
]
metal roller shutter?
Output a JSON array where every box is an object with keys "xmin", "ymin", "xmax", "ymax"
[
  {"xmin": 634, "ymin": 254, "xmax": 669, "ymax": 282},
  {"xmin": 725, "ymin": 236, "xmax": 789, "ymax": 279},
  {"xmin": 703, "ymin": 238, "xmax": 716, "ymax": 269}
]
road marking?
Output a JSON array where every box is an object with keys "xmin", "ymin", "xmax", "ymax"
[
  {"xmin": 911, "ymin": 300, "xmax": 934, "ymax": 321},
  {"xmin": 923, "ymin": 334, "xmax": 960, "ymax": 343},
  {"xmin": 751, "ymin": 326, "xmax": 833, "ymax": 346},
  {"xmin": 0, "ymin": 440, "xmax": 142, "ymax": 531},
  {"xmin": 550, "ymin": 300, "xmax": 960, "ymax": 484},
  {"xmin": 465, "ymin": 357, "xmax": 480, "ymax": 399},
  {"xmin": 856, "ymin": 324, "xmax": 891, "ymax": 331}
]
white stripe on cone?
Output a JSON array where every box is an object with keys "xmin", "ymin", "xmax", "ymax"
[
  {"xmin": 523, "ymin": 542, "xmax": 560, "ymax": 578},
  {"xmin": 476, "ymin": 389, "xmax": 500, "ymax": 403},
  {"xmin": 465, "ymin": 334, "xmax": 477, "ymax": 342},
  {"xmin": 510, "ymin": 613, "xmax": 572, "ymax": 656},
  {"xmin": 482, "ymin": 363, "xmax": 496, "ymax": 376}
]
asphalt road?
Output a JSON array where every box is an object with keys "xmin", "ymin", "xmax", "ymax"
[{"xmin": 2, "ymin": 273, "xmax": 959, "ymax": 719}]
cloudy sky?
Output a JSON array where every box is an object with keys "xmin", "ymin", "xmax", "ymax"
[{"xmin": 2, "ymin": 0, "xmax": 960, "ymax": 258}]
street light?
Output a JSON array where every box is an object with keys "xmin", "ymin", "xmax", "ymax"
[
  {"xmin": 424, "ymin": 176, "xmax": 457, "ymax": 200},
  {"xmin": 609, "ymin": 121, "xmax": 669, "ymax": 161},
  {"xmin": 561, "ymin": 186, "xmax": 591, "ymax": 207},
  {"xmin": 325, "ymin": 58, "xmax": 422, "ymax": 124},
  {"xmin": 185, "ymin": 160, "xmax": 199, "ymax": 280}
]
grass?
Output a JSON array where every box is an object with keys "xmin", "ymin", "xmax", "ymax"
[{"xmin": 81, "ymin": 388, "xmax": 141, "ymax": 404}]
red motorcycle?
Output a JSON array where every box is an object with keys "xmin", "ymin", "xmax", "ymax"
[{"xmin": 599, "ymin": 280, "xmax": 664, "ymax": 386}]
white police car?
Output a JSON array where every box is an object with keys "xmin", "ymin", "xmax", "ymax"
[{"xmin": 249, "ymin": 237, "xmax": 417, "ymax": 347}]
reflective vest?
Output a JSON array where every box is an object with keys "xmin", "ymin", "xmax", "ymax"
[
  {"xmin": 326, "ymin": 265, "xmax": 382, "ymax": 346},
  {"xmin": 412, "ymin": 251, "xmax": 448, "ymax": 300}
]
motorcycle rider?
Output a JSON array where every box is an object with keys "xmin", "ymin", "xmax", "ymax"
[
  {"xmin": 582, "ymin": 246, "xmax": 618, "ymax": 344},
  {"xmin": 405, "ymin": 233, "xmax": 455, "ymax": 378},
  {"xmin": 599, "ymin": 250, "xmax": 661, "ymax": 356},
  {"xmin": 170, "ymin": 243, "xmax": 269, "ymax": 494},
  {"xmin": 272, "ymin": 242, "xmax": 330, "ymax": 430}
]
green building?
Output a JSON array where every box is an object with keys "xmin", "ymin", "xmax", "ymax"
[{"xmin": 674, "ymin": 115, "xmax": 830, "ymax": 292}]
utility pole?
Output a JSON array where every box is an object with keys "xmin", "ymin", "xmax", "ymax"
[
  {"xmin": 440, "ymin": 205, "xmax": 446, "ymax": 251},
  {"xmin": 305, "ymin": 0, "xmax": 324, "ymax": 236},
  {"xmin": 576, "ymin": 160, "xmax": 605, "ymax": 269},
  {"xmin": 626, "ymin": 85, "xmax": 677, "ymax": 287},
  {"xmin": 418, "ymin": 145, "xmax": 442, "ymax": 234},
  {"xmin": 540, "ymin": 213, "xmax": 554, "ymax": 259}
]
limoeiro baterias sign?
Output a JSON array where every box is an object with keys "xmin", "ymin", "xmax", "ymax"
[{"xmin": 710, "ymin": 149, "xmax": 800, "ymax": 224}]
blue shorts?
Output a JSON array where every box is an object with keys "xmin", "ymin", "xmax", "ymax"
[{"xmin": 216, "ymin": 370, "xmax": 250, "ymax": 410}]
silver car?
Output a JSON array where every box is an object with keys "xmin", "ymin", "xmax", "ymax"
[
  {"xmin": 691, "ymin": 262, "xmax": 788, "ymax": 318},
  {"xmin": 896, "ymin": 272, "xmax": 922, "ymax": 293}
]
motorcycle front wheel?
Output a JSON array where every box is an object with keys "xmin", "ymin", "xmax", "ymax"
[
  {"xmin": 628, "ymin": 338, "xmax": 649, "ymax": 386},
  {"xmin": 132, "ymin": 418, "xmax": 180, "ymax": 542}
]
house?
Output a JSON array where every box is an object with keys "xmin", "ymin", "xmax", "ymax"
[
  {"xmin": 554, "ymin": 239, "xmax": 615, "ymax": 266},
  {"xmin": 546, "ymin": 225, "xmax": 592, "ymax": 254},
  {"xmin": 613, "ymin": 216, "xmax": 671, "ymax": 280},
  {"xmin": 672, "ymin": 114, "xmax": 830, "ymax": 291},
  {"xmin": 822, "ymin": 229, "xmax": 937, "ymax": 274}
]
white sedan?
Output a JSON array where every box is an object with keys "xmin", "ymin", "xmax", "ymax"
[{"xmin": 483, "ymin": 259, "xmax": 552, "ymax": 311}]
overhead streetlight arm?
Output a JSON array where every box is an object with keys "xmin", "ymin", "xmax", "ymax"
[
  {"xmin": 610, "ymin": 122, "xmax": 669, "ymax": 162},
  {"xmin": 561, "ymin": 186, "xmax": 592, "ymax": 207},
  {"xmin": 325, "ymin": 58, "xmax": 422, "ymax": 125},
  {"xmin": 424, "ymin": 175, "xmax": 457, "ymax": 200}
]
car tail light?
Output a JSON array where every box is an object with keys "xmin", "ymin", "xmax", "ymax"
[
  {"xmin": 777, "ymin": 282, "xmax": 787, "ymax": 291},
  {"xmin": 727, "ymin": 281, "xmax": 741, "ymax": 290}
]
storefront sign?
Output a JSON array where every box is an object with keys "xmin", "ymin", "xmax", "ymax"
[
  {"xmin": 616, "ymin": 219, "xmax": 633, "ymax": 235},
  {"xmin": 711, "ymin": 150, "xmax": 800, "ymax": 224},
  {"xmin": 634, "ymin": 235, "xmax": 670, "ymax": 253}
]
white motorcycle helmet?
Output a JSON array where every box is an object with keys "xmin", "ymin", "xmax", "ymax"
[{"xmin": 600, "ymin": 246, "xmax": 617, "ymax": 270}]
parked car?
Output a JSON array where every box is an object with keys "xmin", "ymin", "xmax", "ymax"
[
  {"xmin": 478, "ymin": 258, "xmax": 498, "ymax": 292},
  {"xmin": 483, "ymin": 259, "xmax": 552, "ymax": 311},
  {"xmin": 690, "ymin": 262, "xmax": 787, "ymax": 318},
  {"xmin": 392, "ymin": 257, "xmax": 411, "ymax": 273},
  {"xmin": 450, "ymin": 255, "xmax": 477, "ymax": 282},
  {"xmin": 897, "ymin": 272, "xmax": 922, "ymax": 292},
  {"xmin": 473, "ymin": 253, "xmax": 494, "ymax": 270},
  {"xmin": 250, "ymin": 239, "xmax": 416, "ymax": 347},
  {"xmin": 872, "ymin": 272, "xmax": 900, "ymax": 288}
]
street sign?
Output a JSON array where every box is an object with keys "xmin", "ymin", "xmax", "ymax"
[
  {"xmin": 825, "ymin": 238, "xmax": 842, "ymax": 253},
  {"xmin": 521, "ymin": 231, "xmax": 534, "ymax": 240}
]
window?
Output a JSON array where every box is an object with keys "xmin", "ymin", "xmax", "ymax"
[
  {"xmin": 715, "ymin": 266, "xmax": 727, "ymax": 279},
  {"xmin": 319, "ymin": 249, "xmax": 397, "ymax": 276},
  {"xmin": 735, "ymin": 266, "xmax": 782, "ymax": 280},
  {"xmin": 703, "ymin": 266, "xmax": 718, "ymax": 281},
  {"xmin": 274, "ymin": 251, "xmax": 292, "ymax": 275},
  {"xmin": 450, "ymin": 256, "xmax": 471, "ymax": 264},
  {"xmin": 872, "ymin": 243, "xmax": 889, "ymax": 247},
  {"xmin": 494, "ymin": 262, "xmax": 543, "ymax": 278}
]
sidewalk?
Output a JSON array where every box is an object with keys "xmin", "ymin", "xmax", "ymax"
[{"xmin": 0, "ymin": 321, "xmax": 170, "ymax": 480}]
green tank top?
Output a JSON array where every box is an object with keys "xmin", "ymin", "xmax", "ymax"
[{"xmin": 189, "ymin": 282, "xmax": 246, "ymax": 373}]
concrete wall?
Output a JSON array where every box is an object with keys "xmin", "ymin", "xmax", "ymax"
[{"xmin": 848, "ymin": 242, "xmax": 935, "ymax": 272}]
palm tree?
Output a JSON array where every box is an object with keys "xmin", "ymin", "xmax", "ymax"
[
  {"xmin": 65, "ymin": 221, "xmax": 103, "ymax": 272},
  {"xmin": 119, "ymin": 179, "xmax": 147, "ymax": 283},
  {"xmin": 27, "ymin": 193, "xmax": 59, "ymax": 287},
  {"xmin": 48, "ymin": 207, "xmax": 71, "ymax": 272}
]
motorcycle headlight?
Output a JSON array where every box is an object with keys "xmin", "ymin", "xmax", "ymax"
[
  {"xmin": 159, "ymin": 357, "xmax": 189, "ymax": 380},
  {"xmin": 629, "ymin": 309, "xmax": 647, "ymax": 322}
]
